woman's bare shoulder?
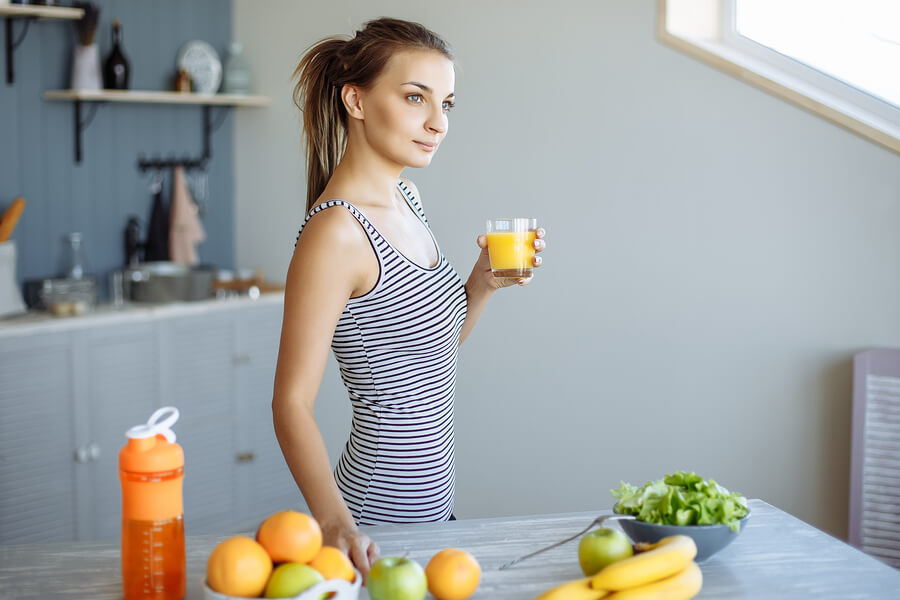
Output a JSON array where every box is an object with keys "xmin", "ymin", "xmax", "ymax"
[{"xmin": 296, "ymin": 202, "xmax": 369, "ymax": 254}]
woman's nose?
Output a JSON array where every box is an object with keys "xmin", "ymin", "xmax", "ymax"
[{"xmin": 426, "ymin": 109, "xmax": 447, "ymax": 134}]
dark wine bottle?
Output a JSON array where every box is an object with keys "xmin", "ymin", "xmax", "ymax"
[{"xmin": 103, "ymin": 20, "xmax": 130, "ymax": 90}]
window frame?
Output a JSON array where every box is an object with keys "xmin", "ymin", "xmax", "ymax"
[{"xmin": 657, "ymin": 0, "xmax": 900, "ymax": 155}]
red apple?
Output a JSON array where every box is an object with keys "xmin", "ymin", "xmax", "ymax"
[{"xmin": 366, "ymin": 556, "xmax": 427, "ymax": 600}]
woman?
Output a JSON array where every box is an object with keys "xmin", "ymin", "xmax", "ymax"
[{"xmin": 272, "ymin": 17, "xmax": 545, "ymax": 575}]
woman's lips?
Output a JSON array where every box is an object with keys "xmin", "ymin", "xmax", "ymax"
[{"xmin": 414, "ymin": 141, "xmax": 436, "ymax": 152}]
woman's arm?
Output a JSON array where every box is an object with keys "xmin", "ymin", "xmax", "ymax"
[{"xmin": 272, "ymin": 207, "xmax": 380, "ymax": 575}]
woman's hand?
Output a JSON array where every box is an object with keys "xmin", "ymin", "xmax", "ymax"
[
  {"xmin": 474, "ymin": 227, "xmax": 546, "ymax": 289},
  {"xmin": 320, "ymin": 520, "xmax": 380, "ymax": 579}
]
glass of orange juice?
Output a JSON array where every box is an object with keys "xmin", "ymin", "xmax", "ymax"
[{"xmin": 486, "ymin": 218, "xmax": 538, "ymax": 278}]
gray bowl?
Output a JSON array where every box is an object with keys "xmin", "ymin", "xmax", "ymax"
[{"xmin": 616, "ymin": 513, "xmax": 750, "ymax": 562}]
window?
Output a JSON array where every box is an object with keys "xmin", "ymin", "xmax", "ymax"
[{"xmin": 659, "ymin": 0, "xmax": 900, "ymax": 154}]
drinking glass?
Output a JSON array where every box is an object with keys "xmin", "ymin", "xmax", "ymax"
[{"xmin": 486, "ymin": 218, "xmax": 538, "ymax": 279}]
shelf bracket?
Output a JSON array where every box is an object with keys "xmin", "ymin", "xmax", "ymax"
[
  {"xmin": 73, "ymin": 100, "xmax": 101, "ymax": 163},
  {"xmin": 4, "ymin": 15, "xmax": 33, "ymax": 85}
]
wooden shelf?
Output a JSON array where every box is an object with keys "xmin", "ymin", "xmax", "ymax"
[
  {"xmin": 3, "ymin": 4, "xmax": 84, "ymax": 85},
  {"xmin": 43, "ymin": 89, "xmax": 270, "ymax": 107},
  {"xmin": 42, "ymin": 89, "xmax": 270, "ymax": 164},
  {"xmin": 0, "ymin": 5, "xmax": 84, "ymax": 20}
]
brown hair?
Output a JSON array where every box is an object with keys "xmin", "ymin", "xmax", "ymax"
[{"xmin": 292, "ymin": 17, "xmax": 453, "ymax": 212}]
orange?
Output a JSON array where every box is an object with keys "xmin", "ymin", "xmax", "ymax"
[
  {"xmin": 308, "ymin": 545, "xmax": 356, "ymax": 582},
  {"xmin": 206, "ymin": 536, "xmax": 273, "ymax": 598},
  {"xmin": 425, "ymin": 548, "xmax": 481, "ymax": 600},
  {"xmin": 256, "ymin": 510, "xmax": 323, "ymax": 564}
]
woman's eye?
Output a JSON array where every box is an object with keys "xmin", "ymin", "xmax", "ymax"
[
  {"xmin": 442, "ymin": 101, "xmax": 455, "ymax": 111},
  {"xmin": 407, "ymin": 94, "xmax": 422, "ymax": 103}
]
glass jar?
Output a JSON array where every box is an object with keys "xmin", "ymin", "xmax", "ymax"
[
  {"xmin": 223, "ymin": 42, "xmax": 252, "ymax": 95},
  {"xmin": 60, "ymin": 232, "xmax": 89, "ymax": 279}
]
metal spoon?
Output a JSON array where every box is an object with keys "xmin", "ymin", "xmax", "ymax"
[{"xmin": 497, "ymin": 514, "xmax": 635, "ymax": 570}]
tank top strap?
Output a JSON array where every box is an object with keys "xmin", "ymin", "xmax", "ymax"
[
  {"xmin": 397, "ymin": 180, "xmax": 429, "ymax": 226},
  {"xmin": 294, "ymin": 200, "xmax": 386, "ymax": 260}
]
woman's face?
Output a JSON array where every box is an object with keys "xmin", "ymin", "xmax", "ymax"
[{"xmin": 354, "ymin": 49, "xmax": 455, "ymax": 169}]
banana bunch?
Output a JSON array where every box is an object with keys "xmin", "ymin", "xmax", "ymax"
[{"xmin": 534, "ymin": 535, "xmax": 702, "ymax": 600}]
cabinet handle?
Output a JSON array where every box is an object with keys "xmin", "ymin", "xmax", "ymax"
[
  {"xmin": 87, "ymin": 442, "xmax": 101, "ymax": 461},
  {"xmin": 236, "ymin": 451, "xmax": 256, "ymax": 463},
  {"xmin": 74, "ymin": 446, "xmax": 89, "ymax": 463}
]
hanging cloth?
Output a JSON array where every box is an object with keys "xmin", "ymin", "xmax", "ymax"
[
  {"xmin": 144, "ymin": 176, "xmax": 169, "ymax": 262},
  {"xmin": 169, "ymin": 165, "xmax": 206, "ymax": 265}
]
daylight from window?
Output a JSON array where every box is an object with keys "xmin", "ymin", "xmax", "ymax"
[{"xmin": 735, "ymin": 0, "xmax": 900, "ymax": 108}]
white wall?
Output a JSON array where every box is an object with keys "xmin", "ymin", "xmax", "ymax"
[{"xmin": 233, "ymin": 0, "xmax": 900, "ymax": 539}]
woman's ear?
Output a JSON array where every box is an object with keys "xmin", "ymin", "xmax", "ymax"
[{"xmin": 341, "ymin": 84, "xmax": 365, "ymax": 120}]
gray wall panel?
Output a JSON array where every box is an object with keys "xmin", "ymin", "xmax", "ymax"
[{"xmin": 1, "ymin": 0, "xmax": 235, "ymax": 296}]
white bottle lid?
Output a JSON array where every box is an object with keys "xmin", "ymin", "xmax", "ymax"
[{"xmin": 126, "ymin": 406, "xmax": 179, "ymax": 443}]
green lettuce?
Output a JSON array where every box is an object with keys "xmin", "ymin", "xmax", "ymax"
[{"xmin": 611, "ymin": 471, "xmax": 749, "ymax": 532}]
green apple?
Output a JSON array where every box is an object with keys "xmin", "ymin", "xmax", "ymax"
[
  {"xmin": 366, "ymin": 556, "xmax": 427, "ymax": 600},
  {"xmin": 263, "ymin": 562, "xmax": 324, "ymax": 598},
  {"xmin": 577, "ymin": 528, "xmax": 633, "ymax": 576}
]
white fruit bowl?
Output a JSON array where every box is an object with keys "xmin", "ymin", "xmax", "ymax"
[{"xmin": 203, "ymin": 569, "xmax": 362, "ymax": 600}]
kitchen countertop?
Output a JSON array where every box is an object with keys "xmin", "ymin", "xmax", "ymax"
[
  {"xmin": 0, "ymin": 499, "xmax": 897, "ymax": 599},
  {"xmin": 0, "ymin": 292, "xmax": 284, "ymax": 338}
]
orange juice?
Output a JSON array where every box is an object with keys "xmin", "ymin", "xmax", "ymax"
[{"xmin": 486, "ymin": 230, "xmax": 536, "ymax": 278}]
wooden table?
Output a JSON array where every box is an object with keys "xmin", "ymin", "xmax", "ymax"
[{"xmin": 1, "ymin": 500, "xmax": 897, "ymax": 599}]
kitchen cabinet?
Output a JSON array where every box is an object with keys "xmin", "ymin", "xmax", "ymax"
[
  {"xmin": 73, "ymin": 321, "xmax": 158, "ymax": 542},
  {"xmin": 0, "ymin": 333, "xmax": 78, "ymax": 543},
  {"xmin": 0, "ymin": 296, "xmax": 295, "ymax": 543}
]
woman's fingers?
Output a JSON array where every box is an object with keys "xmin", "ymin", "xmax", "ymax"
[
  {"xmin": 349, "ymin": 538, "xmax": 372, "ymax": 578},
  {"xmin": 533, "ymin": 228, "xmax": 546, "ymax": 253},
  {"xmin": 533, "ymin": 255, "xmax": 543, "ymax": 268},
  {"xmin": 476, "ymin": 234, "xmax": 487, "ymax": 248},
  {"xmin": 367, "ymin": 539, "xmax": 381, "ymax": 565}
]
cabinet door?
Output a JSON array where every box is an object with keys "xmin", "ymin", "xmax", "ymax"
[
  {"xmin": 159, "ymin": 312, "xmax": 237, "ymax": 535},
  {"xmin": 0, "ymin": 333, "xmax": 77, "ymax": 543},
  {"xmin": 234, "ymin": 300, "xmax": 299, "ymax": 525},
  {"xmin": 74, "ymin": 322, "xmax": 158, "ymax": 541}
]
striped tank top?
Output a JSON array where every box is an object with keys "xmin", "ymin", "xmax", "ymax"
[{"xmin": 296, "ymin": 181, "xmax": 468, "ymax": 525}]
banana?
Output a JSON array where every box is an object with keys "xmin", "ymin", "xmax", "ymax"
[
  {"xmin": 534, "ymin": 576, "xmax": 610, "ymax": 600},
  {"xmin": 604, "ymin": 561, "xmax": 703, "ymax": 600},
  {"xmin": 590, "ymin": 535, "xmax": 697, "ymax": 591}
]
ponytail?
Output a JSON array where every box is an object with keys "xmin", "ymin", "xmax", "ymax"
[
  {"xmin": 292, "ymin": 38, "xmax": 347, "ymax": 213},
  {"xmin": 292, "ymin": 18, "xmax": 453, "ymax": 212}
]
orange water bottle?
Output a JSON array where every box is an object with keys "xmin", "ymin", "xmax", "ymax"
[{"xmin": 119, "ymin": 407, "xmax": 186, "ymax": 600}]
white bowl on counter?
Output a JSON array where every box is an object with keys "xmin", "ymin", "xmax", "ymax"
[{"xmin": 203, "ymin": 569, "xmax": 362, "ymax": 600}]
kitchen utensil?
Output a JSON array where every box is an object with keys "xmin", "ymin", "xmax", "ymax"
[
  {"xmin": 0, "ymin": 197, "xmax": 25, "ymax": 242},
  {"xmin": 498, "ymin": 514, "xmax": 634, "ymax": 570},
  {"xmin": 145, "ymin": 176, "xmax": 169, "ymax": 261},
  {"xmin": 177, "ymin": 40, "xmax": 222, "ymax": 94},
  {"xmin": 0, "ymin": 241, "xmax": 26, "ymax": 317},
  {"xmin": 618, "ymin": 511, "xmax": 750, "ymax": 562},
  {"xmin": 124, "ymin": 261, "xmax": 214, "ymax": 303},
  {"xmin": 203, "ymin": 569, "xmax": 362, "ymax": 600}
]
